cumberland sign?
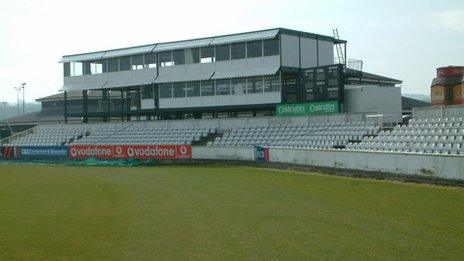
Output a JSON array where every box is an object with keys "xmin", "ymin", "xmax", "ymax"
[{"xmin": 276, "ymin": 101, "xmax": 339, "ymax": 116}]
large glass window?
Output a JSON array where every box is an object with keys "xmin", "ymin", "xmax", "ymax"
[
  {"xmin": 142, "ymin": 85, "xmax": 154, "ymax": 99},
  {"xmin": 247, "ymin": 76, "xmax": 263, "ymax": 93},
  {"xmin": 108, "ymin": 58, "xmax": 119, "ymax": 72},
  {"xmin": 264, "ymin": 75, "xmax": 280, "ymax": 92},
  {"xmin": 200, "ymin": 80, "xmax": 214, "ymax": 96},
  {"xmin": 94, "ymin": 60, "xmax": 106, "ymax": 73},
  {"xmin": 159, "ymin": 83, "xmax": 172, "ymax": 98},
  {"xmin": 159, "ymin": 51, "xmax": 173, "ymax": 67},
  {"xmin": 144, "ymin": 53, "xmax": 157, "ymax": 68},
  {"xmin": 231, "ymin": 78, "xmax": 246, "ymax": 94},
  {"xmin": 186, "ymin": 81, "xmax": 200, "ymax": 97},
  {"xmin": 173, "ymin": 49, "xmax": 185, "ymax": 65},
  {"xmin": 231, "ymin": 43, "xmax": 246, "ymax": 60},
  {"xmin": 216, "ymin": 79, "xmax": 230, "ymax": 95},
  {"xmin": 263, "ymin": 39, "xmax": 279, "ymax": 56},
  {"xmin": 215, "ymin": 45, "xmax": 230, "ymax": 61},
  {"xmin": 83, "ymin": 61, "xmax": 105, "ymax": 75},
  {"xmin": 247, "ymin": 41, "xmax": 262, "ymax": 58},
  {"xmin": 72, "ymin": 62, "xmax": 83, "ymax": 76},
  {"xmin": 173, "ymin": 82, "xmax": 186, "ymax": 98},
  {"xmin": 131, "ymin": 54, "xmax": 144, "ymax": 70},
  {"xmin": 63, "ymin": 62, "xmax": 70, "ymax": 77},
  {"xmin": 185, "ymin": 48, "xmax": 200, "ymax": 64},
  {"xmin": 200, "ymin": 46, "xmax": 214, "ymax": 63},
  {"xmin": 119, "ymin": 56, "xmax": 131, "ymax": 71}
]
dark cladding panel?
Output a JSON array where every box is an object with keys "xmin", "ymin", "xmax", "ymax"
[{"xmin": 301, "ymin": 64, "xmax": 344, "ymax": 103}]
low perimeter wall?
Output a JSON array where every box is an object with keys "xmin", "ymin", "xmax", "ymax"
[
  {"xmin": 192, "ymin": 146, "xmax": 464, "ymax": 180},
  {"xmin": 192, "ymin": 146, "xmax": 255, "ymax": 161}
]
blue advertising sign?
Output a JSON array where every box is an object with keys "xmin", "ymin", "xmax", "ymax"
[
  {"xmin": 254, "ymin": 146, "xmax": 269, "ymax": 163},
  {"xmin": 19, "ymin": 146, "xmax": 68, "ymax": 158}
]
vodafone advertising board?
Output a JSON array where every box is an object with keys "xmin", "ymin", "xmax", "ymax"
[{"xmin": 68, "ymin": 145, "xmax": 191, "ymax": 160}]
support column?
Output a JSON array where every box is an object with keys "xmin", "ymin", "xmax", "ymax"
[
  {"xmin": 154, "ymin": 83, "xmax": 159, "ymax": 120},
  {"xmin": 82, "ymin": 90, "xmax": 88, "ymax": 123},
  {"xmin": 136, "ymin": 87, "xmax": 141, "ymax": 121},
  {"xmin": 120, "ymin": 90, "xmax": 125, "ymax": 122},
  {"xmin": 106, "ymin": 90, "xmax": 111, "ymax": 122},
  {"xmin": 126, "ymin": 89, "xmax": 131, "ymax": 122},
  {"xmin": 64, "ymin": 91, "xmax": 68, "ymax": 124},
  {"xmin": 102, "ymin": 89, "xmax": 108, "ymax": 122}
]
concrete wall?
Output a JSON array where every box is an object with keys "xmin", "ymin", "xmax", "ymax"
[
  {"xmin": 344, "ymin": 85, "xmax": 402, "ymax": 122},
  {"xmin": 192, "ymin": 146, "xmax": 255, "ymax": 161},
  {"xmin": 269, "ymin": 148, "xmax": 464, "ymax": 180},
  {"xmin": 189, "ymin": 146, "xmax": 464, "ymax": 181}
]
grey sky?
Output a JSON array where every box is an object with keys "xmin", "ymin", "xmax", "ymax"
[{"xmin": 0, "ymin": 0, "xmax": 462, "ymax": 103}]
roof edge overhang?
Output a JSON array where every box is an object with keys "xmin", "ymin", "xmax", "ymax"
[{"xmin": 59, "ymin": 28, "xmax": 343, "ymax": 63}]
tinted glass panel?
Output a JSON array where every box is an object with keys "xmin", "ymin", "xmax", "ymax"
[
  {"xmin": 231, "ymin": 78, "xmax": 246, "ymax": 94},
  {"xmin": 216, "ymin": 79, "xmax": 230, "ymax": 95},
  {"xmin": 246, "ymin": 76, "xmax": 263, "ymax": 93},
  {"xmin": 247, "ymin": 41, "xmax": 262, "ymax": 58},
  {"xmin": 231, "ymin": 43, "xmax": 246, "ymax": 59},
  {"xmin": 264, "ymin": 75, "xmax": 280, "ymax": 92},
  {"xmin": 215, "ymin": 45, "xmax": 230, "ymax": 61},
  {"xmin": 159, "ymin": 51, "xmax": 173, "ymax": 67},
  {"xmin": 131, "ymin": 54, "xmax": 144, "ymax": 70},
  {"xmin": 64, "ymin": 62, "xmax": 70, "ymax": 77},
  {"xmin": 119, "ymin": 56, "xmax": 130, "ymax": 71},
  {"xmin": 173, "ymin": 82, "xmax": 186, "ymax": 97},
  {"xmin": 144, "ymin": 53, "xmax": 157, "ymax": 68},
  {"xmin": 173, "ymin": 49, "xmax": 185, "ymax": 65},
  {"xmin": 142, "ymin": 86, "xmax": 154, "ymax": 99},
  {"xmin": 159, "ymin": 83, "xmax": 172, "ymax": 98},
  {"xmin": 83, "ymin": 61, "xmax": 92, "ymax": 75},
  {"xmin": 263, "ymin": 38, "xmax": 279, "ymax": 56},
  {"xmin": 185, "ymin": 48, "xmax": 200, "ymax": 64},
  {"xmin": 201, "ymin": 46, "xmax": 214, "ymax": 63},
  {"xmin": 200, "ymin": 80, "xmax": 214, "ymax": 96},
  {"xmin": 186, "ymin": 81, "xmax": 200, "ymax": 97},
  {"xmin": 108, "ymin": 58, "xmax": 119, "ymax": 72}
]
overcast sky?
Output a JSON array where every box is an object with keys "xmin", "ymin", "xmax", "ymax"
[{"xmin": 0, "ymin": 0, "xmax": 462, "ymax": 103}]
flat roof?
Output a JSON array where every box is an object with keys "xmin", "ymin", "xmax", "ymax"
[
  {"xmin": 60, "ymin": 28, "xmax": 346, "ymax": 63},
  {"xmin": 345, "ymin": 68, "xmax": 402, "ymax": 84}
]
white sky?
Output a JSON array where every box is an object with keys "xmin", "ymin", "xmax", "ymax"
[{"xmin": 0, "ymin": 0, "xmax": 463, "ymax": 103}]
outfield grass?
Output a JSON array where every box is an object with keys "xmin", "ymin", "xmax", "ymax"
[{"xmin": 0, "ymin": 164, "xmax": 463, "ymax": 259}]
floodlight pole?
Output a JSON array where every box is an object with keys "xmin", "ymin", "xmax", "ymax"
[
  {"xmin": 21, "ymin": 83, "xmax": 26, "ymax": 115},
  {"xmin": 14, "ymin": 86, "xmax": 21, "ymax": 115}
]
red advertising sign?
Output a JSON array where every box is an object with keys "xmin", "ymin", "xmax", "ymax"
[
  {"xmin": 68, "ymin": 145, "xmax": 191, "ymax": 160},
  {"xmin": 68, "ymin": 145, "xmax": 115, "ymax": 159}
]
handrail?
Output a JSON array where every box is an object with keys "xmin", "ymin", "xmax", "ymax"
[{"xmin": 0, "ymin": 125, "xmax": 37, "ymax": 146}]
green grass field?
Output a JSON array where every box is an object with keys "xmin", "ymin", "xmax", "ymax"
[{"xmin": 0, "ymin": 164, "xmax": 463, "ymax": 259}]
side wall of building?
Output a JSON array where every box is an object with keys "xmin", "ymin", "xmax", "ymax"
[
  {"xmin": 344, "ymin": 85, "xmax": 402, "ymax": 119},
  {"xmin": 281, "ymin": 33, "xmax": 334, "ymax": 68}
]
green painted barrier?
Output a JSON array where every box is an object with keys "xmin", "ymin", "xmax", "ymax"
[{"xmin": 276, "ymin": 101, "xmax": 339, "ymax": 116}]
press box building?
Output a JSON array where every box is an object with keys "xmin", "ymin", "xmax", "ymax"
[{"xmin": 59, "ymin": 28, "xmax": 401, "ymax": 123}]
